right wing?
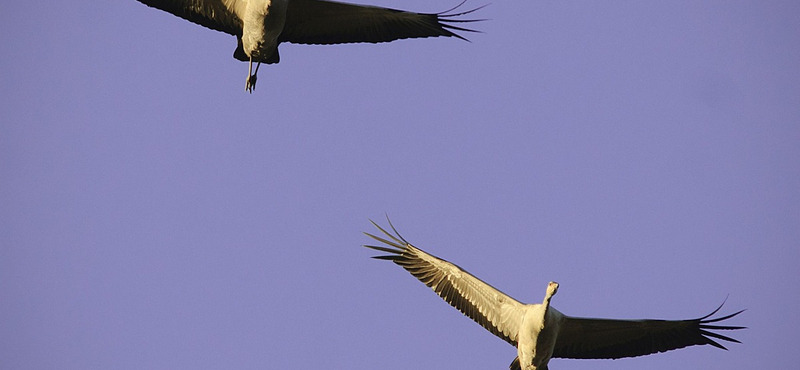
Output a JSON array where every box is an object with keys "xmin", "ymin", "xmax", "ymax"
[
  {"xmin": 364, "ymin": 219, "xmax": 524, "ymax": 346},
  {"xmin": 135, "ymin": 0, "xmax": 244, "ymax": 36}
]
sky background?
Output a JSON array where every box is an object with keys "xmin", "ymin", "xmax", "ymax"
[{"xmin": 1, "ymin": 1, "xmax": 798, "ymax": 369}]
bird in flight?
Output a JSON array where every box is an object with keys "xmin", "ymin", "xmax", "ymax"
[
  {"xmin": 363, "ymin": 219, "xmax": 745, "ymax": 370},
  {"xmin": 134, "ymin": 0, "xmax": 482, "ymax": 93}
]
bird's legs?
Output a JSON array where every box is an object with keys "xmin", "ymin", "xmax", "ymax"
[{"xmin": 245, "ymin": 58, "xmax": 261, "ymax": 93}]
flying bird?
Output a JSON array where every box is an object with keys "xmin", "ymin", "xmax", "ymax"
[
  {"xmin": 363, "ymin": 220, "xmax": 744, "ymax": 370},
  {"xmin": 134, "ymin": 0, "xmax": 482, "ymax": 92}
]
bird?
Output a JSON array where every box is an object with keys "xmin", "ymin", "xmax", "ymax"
[
  {"xmin": 134, "ymin": 0, "xmax": 482, "ymax": 93},
  {"xmin": 363, "ymin": 219, "xmax": 745, "ymax": 370}
]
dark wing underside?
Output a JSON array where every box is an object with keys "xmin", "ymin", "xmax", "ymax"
[
  {"xmin": 364, "ymin": 219, "xmax": 524, "ymax": 346},
  {"xmin": 553, "ymin": 304, "xmax": 745, "ymax": 359},
  {"xmin": 135, "ymin": 0, "xmax": 243, "ymax": 35},
  {"xmin": 280, "ymin": 0, "xmax": 482, "ymax": 44}
]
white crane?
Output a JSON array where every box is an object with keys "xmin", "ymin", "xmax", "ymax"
[
  {"xmin": 134, "ymin": 0, "xmax": 481, "ymax": 92},
  {"xmin": 364, "ymin": 220, "xmax": 744, "ymax": 370}
]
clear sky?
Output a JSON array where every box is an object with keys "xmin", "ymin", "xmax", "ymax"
[{"xmin": 1, "ymin": 1, "xmax": 798, "ymax": 369}]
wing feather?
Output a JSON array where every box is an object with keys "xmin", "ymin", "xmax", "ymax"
[
  {"xmin": 135, "ymin": 0, "xmax": 243, "ymax": 35},
  {"xmin": 280, "ymin": 0, "xmax": 483, "ymax": 44},
  {"xmin": 553, "ymin": 303, "xmax": 745, "ymax": 359},
  {"xmin": 364, "ymin": 219, "xmax": 524, "ymax": 346}
]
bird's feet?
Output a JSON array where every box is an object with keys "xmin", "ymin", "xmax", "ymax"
[{"xmin": 245, "ymin": 74, "xmax": 258, "ymax": 93}]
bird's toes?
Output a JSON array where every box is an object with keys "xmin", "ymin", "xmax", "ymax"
[{"xmin": 245, "ymin": 76, "xmax": 258, "ymax": 93}]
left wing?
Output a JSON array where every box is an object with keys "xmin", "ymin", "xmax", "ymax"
[
  {"xmin": 280, "ymin": 0, "xmax": 482, "ymax": 44},
  {"xmin": 552, "ymin": 303, "xmax": 745, "ymax": 359}
]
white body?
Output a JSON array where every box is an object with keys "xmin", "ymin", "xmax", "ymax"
[{"xmin": 241, "ymin": 0, "xmax": 288, "ymax": 61}]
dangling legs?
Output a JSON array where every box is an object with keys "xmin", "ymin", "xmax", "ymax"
[{"xmin": 245, "ymin": 58, "xmax": 260, "ymax": 93}]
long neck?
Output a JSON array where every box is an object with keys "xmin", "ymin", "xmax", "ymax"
[
  {"xmin": 541, "ymin": 295, "xmax": 552, "ymax": 321},
  {"xmin": 541, "ymin": 282, "xmax": 558, "ymax": 320}
]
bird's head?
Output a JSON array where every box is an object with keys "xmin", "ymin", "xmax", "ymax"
[{"xmin": 546, "ymin": 281, "xmax": 559, "ymax": 298}]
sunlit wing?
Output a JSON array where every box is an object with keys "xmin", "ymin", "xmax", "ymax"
[
  {"xmin": 280, "ymin": 0, "xmax": 483, "ymax": 44},
  {"xmin": 552, "ymin": 304, "xmax": 745, "ymax": 359},
  {"xmin": 135, "ymin": 0, "xmax": 244, "ymax": 35},
  {"xmin": 364, "ymin": 219, "xmax": 524, "ymax": 346}
]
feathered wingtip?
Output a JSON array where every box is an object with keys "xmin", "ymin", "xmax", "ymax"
[
  {"xmin": 696, "ymin": 297, "xmax": 746, "ymax": 350},
  {"xmin": 436, "ymin": 1, "xmax": 490, "ymax": 41},
  {"xmin": 363, "ymin": 216, "xmax": 412, "ymax": 259}
]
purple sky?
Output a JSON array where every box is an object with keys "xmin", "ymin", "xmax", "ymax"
[{"xmin": 2, "ymin": 1, "xmax": 798, "ymax": 369}]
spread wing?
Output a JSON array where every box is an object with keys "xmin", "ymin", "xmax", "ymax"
[
  {"xmin": 135, "ymin": 0, "xmax": 243, "ymax": 35},
  {"xmin": 553, "ymin": 303, "xmax": 745, "ymax": 359},
  {"xmin": 280, "ymin": 0, "xmax": 483, "ymax": 44},
  {"xmin": 363, "ymin": 219, "xmax": 524, "ymax": 346}
]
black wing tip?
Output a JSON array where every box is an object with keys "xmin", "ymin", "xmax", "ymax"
[
  {"xmin": 370, "ymin": 255, "xmax": 400, "ymax": 261},
  {"xmin": 437, "ymin": 0, "xmax": 490, "ymax": 18},
  {"xmin": 697, "ymin": 298, "xmax": 746, "ymax": 324},
  {"xmin": 363, "ymin": 216, "xmax": 413, "ymax": 258},
  {"xmin": 362, "ymin": 243, "xmax": 402, "ymax": 254},
  {"xmin": 702, "ymin": 309, "xmax": 746, "ymax": 325},
  {"xmin": 695, "ymin": 298, "xmax": 746, "ymax": 348},
  {"xmin": 436, "ymin": 1, "xmax": 489, "ymax": 41},
  {"xmin": 367, "ymin": 215, "xmax": 409, "ymax": 244},
  {"xmin": 703, "ymin": 337, "xmax": 730, "ymax": 351}
]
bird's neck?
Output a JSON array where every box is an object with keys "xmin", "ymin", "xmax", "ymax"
[{"xmin": 542, "ymin": 295, "xmax": 553, "ymax": 312}]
